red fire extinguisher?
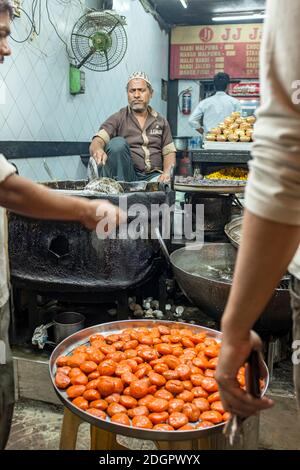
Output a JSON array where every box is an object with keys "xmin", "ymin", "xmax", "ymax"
[{"xmin": 179, "ymin": 88, "xmax": 192, "ymax": 115}]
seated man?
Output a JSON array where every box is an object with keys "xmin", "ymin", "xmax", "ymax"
[{"xmin": 90, "ymin": 72, "xmax": 176, "ymax": 183}]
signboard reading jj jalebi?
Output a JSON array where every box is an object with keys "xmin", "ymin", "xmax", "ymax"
[{"xmin": 170, "ymin": 24, "xmax": 262, "ymax": 80}]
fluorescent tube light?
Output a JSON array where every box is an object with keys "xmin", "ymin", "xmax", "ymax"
[
  {"xmin": 179, "ymin": 0, "xmax": 188, "ymax": 9},
  {"xmin": 212, "ymin": 13, "xmax": 265, "ymax": 22}
]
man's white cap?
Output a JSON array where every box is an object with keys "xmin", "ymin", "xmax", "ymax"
[{"xmin": 127, "ymin": 72, "xmax": 152, "ymax": 88}]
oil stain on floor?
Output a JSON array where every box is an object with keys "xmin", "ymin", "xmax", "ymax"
[{"xmin": 6, "ymin": 399, "xmax": 89, "ymax": 450}]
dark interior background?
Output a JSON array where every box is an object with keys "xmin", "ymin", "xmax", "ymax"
[{"xmin": 149, "ymin": 0, "xmax": 266, "ymax": 26}]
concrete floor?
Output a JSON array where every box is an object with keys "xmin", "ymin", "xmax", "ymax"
[
  {"xmin": 6, "ymin": 400, "xmax": 81, "ymax": 451},
  {"xmin": 260, "ymin": 396, "xmax": 300, "ymax": 450}
]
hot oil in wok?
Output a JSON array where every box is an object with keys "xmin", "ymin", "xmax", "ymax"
[
  {"xmin": 191, "ymin": 265, "xmax": 234, "ymax": 283},
  {"xmin": 190, "ymin": 265, "xmax": 290, "ymax": 287}
]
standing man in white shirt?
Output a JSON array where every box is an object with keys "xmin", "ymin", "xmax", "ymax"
[
  {"xmin": 188, "ymin": 73, "xmax": 241, "ymax": 136},
  {"xmin": 216, "ymin": 0, "xmax": 300, "ymax": 418},
  {"xmin": 0, "ymin": 0, "xmax": 125, "ymax": 449}
]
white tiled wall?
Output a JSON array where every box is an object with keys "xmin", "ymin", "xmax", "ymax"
[
  {"xmin": 0, "ymin": 0, "xmax": 169, "ymax": 145},
  {"xmin": 9, "ymin": 155, "xmax": 87, "ymax": 181}
]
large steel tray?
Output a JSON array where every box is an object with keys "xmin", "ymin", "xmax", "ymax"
[
  {"xmin": 49, "ymin": 319, "xmax": 268, "ymax": 442},
  {"xmin": 174, "ymin": 178, "xmax": 246, "ymax": 194}
]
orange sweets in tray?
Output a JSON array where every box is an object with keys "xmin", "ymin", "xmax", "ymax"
[{"xmin": 55, "ymin": 326, "xmax": 245, "ymax": 431}]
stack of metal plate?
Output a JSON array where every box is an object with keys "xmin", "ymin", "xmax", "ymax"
[{"xmin": 174, "ymin": 176, "xmax": 246, "ymax": 194}]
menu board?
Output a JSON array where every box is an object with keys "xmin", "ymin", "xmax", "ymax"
[{"xmin": 170, "ymin": 24, "xmax": 262, "ymax": 80}]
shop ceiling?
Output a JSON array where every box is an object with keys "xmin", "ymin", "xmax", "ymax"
[{"xmin": 148, "ymin": 0, "xmax": 266, "ymax": 26}]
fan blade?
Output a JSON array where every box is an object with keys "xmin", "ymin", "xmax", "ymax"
[
  {"xmin": 104, "ymin": 50, "xmax": 109, "ymax": 71},
  {"xmin": 107, "ymin": 20, "xmax": 119, "ymax": 35},
  {"xmin": 77, "ymin": 48, "xmax": 96, "ymax": 69},
  {"xmin": 72, "ymin": 33, "xmax": 92, "ymax": 40}
]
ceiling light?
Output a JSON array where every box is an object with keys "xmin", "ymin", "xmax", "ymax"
[
  {"xmin": 212, "ymin": 13, "xmax": 265, "ymax": 22},
  {"xmin": 179, "ymin": 0, "xmax": 188, "ymax": 9}
]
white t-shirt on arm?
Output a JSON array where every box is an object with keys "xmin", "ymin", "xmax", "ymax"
[
  {"xmin": 0, "ymin": 154, "xmax": 16, "ymax": 307},
  {"xmin": 245, "ymin": 0, "xmax": 300, "ymax": 279}
]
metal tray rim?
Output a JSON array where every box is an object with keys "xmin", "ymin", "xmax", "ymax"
[
  {"xmin": 224, "ymin": 216, "xmax": 244, "ymax": 249},
  {"xmin": 174, "ymin": 183, "xmax": 245, "ymax": 194}
]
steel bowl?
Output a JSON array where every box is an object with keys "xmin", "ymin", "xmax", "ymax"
[{"xmin": 224, "ymin": 216, "xmax": 243, "ymax": 248}]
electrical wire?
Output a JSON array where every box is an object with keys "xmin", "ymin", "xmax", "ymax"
[
  {"xmin": 45, "ymin": 0, "xmax": 74, "ymax": 60},
  {"xmin": 31, "ymin": 0, "xmax": 42, "ymax": 36},
  {"xmin": 10, "ymin": 6, "xmax": 35, "ymax": 43},
  {"xmin": 10, "ymin": 0, "xmax": 79, "ymax": 59},
  {"xmin": 45, "ymin": 0, "xmax": 69, "ymax": 49}
]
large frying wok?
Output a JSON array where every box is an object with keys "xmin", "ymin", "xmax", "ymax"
[
  {"xmin": 9, "ymin": 180, "xmax": 174, "ymax": 293},
  {"xmin": 169, "ymin": 243, "xmax": 292, "ymax": 335}
]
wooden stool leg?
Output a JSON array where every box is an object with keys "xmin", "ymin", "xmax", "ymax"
[
  {"xmin": 155, "ymin": 440, "xmax": 199, "ymax": 450},
  {"xmin": 60, "ymin": 408, "xmax": 82, "ymax": 450},
  {"xmin": 155, "ymin": 440, "xmax": 196, "ymax": 451},
  {"xmin": 90, "ymin": 427, "xmax": 127, "ymax": 450},
  {"xmin": 196, "ymin": 436, "xmax": 216, "ymax": 450}
]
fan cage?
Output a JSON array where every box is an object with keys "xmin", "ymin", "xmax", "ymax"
[{"xmin": 71, "ymin": 11, "xmax": 128, "ymax": 72}]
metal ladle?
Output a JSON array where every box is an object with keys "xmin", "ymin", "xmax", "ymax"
[
  {"xmin": 155, "ymin": 227, "xmax": 171, "ymax": 268},
  {"xmin": 87, "ymin": 156, "xmax": 99, "ymax": 181},
  {"xmin": 43, "ymin": 159, "xmax": 56, "ymax": 182}
]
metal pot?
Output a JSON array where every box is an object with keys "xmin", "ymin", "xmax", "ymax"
[
  {"xmin": 187, "ymin": 193, "xmax": 234, "ymax": 240},
  {"xmin": 170, "ymin": 243, "xmax": 292, "ymax": 336},
  {"xmin": 173, "ymin": 137, "xmax": 189, "ymax": 151},
  {"xmin": 53, "ymin": 312, "xmax": 85, "ymax": 343}
]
